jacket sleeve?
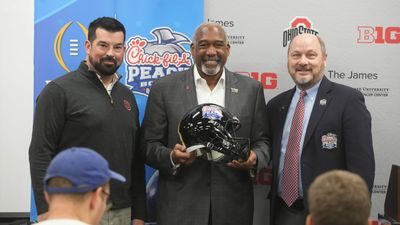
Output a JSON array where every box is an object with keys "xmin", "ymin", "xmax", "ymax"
[
  {"xmin": 131, "ymin": 105, "xmax": 146, "ymax": 220},
  {"xmin": 28, "ymin": 82, "xmax": 66, "ymax": 214},
  {"xmin": 343, "ymin": 90, "xmax": 375, "ymax": 193},
  {"xmin": 140, "ymin": 81, "xmax": 176, "ymax": 176},
  {"xmin": 250, "ymin": 82, "xmax": 271, "ymax": 172}
]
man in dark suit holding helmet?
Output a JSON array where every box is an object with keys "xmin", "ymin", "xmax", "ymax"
[{"xmin": 141, "ymin": 22, "xmax": 270, "ymax": 225}]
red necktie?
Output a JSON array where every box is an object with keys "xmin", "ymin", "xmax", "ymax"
[{"xmin": 281, "ymin": 90, "xmax": 306, "ymax": 207}]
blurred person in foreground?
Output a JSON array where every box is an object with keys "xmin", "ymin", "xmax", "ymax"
[
  {"xmin": 36, "ymin": 147, "xmax": 126, "ymax": 225},
  {"xmin": 307, "ymin": 170, "xmax": 372, "ymax": 225}
]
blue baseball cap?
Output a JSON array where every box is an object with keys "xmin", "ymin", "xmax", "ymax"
[{"xmin": 44, "ymin": 147, "xmax": 126, "ymax": 193}]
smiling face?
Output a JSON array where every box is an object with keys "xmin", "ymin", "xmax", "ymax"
[
  {"xmin": 191, "ymin": 23, "xmax": 230, "ymax": 78},
  {"xmin": 287, "ymin": 34, "xmax": 327, "ymax": 90},
  {"xmin": 85, "ymin": 28, "xmax": 125, "ymax": 77}
]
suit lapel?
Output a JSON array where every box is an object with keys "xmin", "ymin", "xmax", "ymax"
[
  {"xmin": 278, "ymin": 90, "xmax": 294, "ymax": 129},
  {"xmin": 182, "ymin": 67, "xmax": 198, "ymax": 111},
  {"xmin": 275, "ymin": 88, "xmax": 295, "ymax": 151},
  {"xmin": 303, "ymin": 76, "xmax": 333, "ymax": 146},
  {"xmin": 224, "ymin": 69, "xmax": 240, "ymax": 114}
]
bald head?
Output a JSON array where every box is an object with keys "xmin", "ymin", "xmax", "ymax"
[
  {"xmin": 190, "ymin": 22, "xmax": 230, "ymax": 78},
  {"xmin": 288, "ymin": 34, "xmax": 326, "ymax": 56},
  {"xmin": 192, "ymin": 22, "xmax": 228, "ymax": 44}
]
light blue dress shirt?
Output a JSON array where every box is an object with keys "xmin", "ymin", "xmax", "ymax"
[{"xmin": 278, "ymin": 80, "xmax": 321, "ymax": 197}]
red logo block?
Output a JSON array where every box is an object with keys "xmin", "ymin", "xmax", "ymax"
[
  {"xmin": 357, "ymin": 26, "xmax": 400, "ymax": 44},
  {"xmin": 237, "ymin": 72, "xmax": 278, "ymax": 90}
]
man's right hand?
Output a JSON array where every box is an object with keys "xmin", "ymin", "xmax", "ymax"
[
  {"xmin": 171, "ymin": 144, "xmax": 196, "ymax": 165},
  {"xmin": 38, "ymin": 212, "xmax": 49, "ymax": 222}
]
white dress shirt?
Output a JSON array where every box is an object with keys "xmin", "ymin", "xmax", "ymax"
[{"xmin": 193, "ymin": 66, "xmax": 226, "ymax": 160}]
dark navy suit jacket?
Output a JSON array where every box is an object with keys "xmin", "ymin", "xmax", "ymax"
[{"xmin": 266, "ymin": 76, "xmax": 375, "ymax": 223}]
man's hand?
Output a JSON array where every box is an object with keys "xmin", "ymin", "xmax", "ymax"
[
  {"xmin": 37, "ymin": 212, "xmax": 49, "ymax": 222},
  {"xmin": 171, "ymin": 144, "xmax": 196, "ymax": 165},
  {"xmin": 132, "ymin": 219, "xmax": 145, "ymax": 225},
  {"xmin": 227, "ymin": 150, "xmax": 257, "ymax": 170}
]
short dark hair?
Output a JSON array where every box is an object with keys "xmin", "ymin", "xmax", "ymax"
[
  {"xmin": 308, "ymin": 170, "xmax": 371, "ymax": 225},
  {"xmin": 46, "ymin": 177, "xmax": 86, "ymax": 201},
  {"xmin": 88, "ymin": 17, "xmax": 126, "ymax": 42},
  {"xmin": 46, "ymin": 177, "xmax": 109, "ymax": 202}
]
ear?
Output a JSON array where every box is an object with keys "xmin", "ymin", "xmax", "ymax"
[
  {"xmin": 190, "ymin": 43, "xmax": 195, "ymax": 53},
  {"xmin": 84, "ymin": 40, "xmax": 91, "ymax": 55},
  {"xmin": 89, "ymin": 187, "xmax": 103, "ymax": 210},
  {"xmin": 306, "ymin": 214, "xmax": 314, "ymax": 225},
  {"xmin": 44, "ymin": 191, "xmax": 50, "ymax": 204},
  {"xmin": 226, "ymin": 43, "xmax": 231, "ymax": 56}
]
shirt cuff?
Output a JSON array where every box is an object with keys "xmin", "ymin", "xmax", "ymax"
[{"xmin": 170, "ymin": 150, "xmax": 180, "ymax": 175}]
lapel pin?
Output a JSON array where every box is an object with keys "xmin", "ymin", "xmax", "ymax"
[
  {"xmin": 231, "ymin": 88, "xmax": 238, "ymax": 93},
  {"xmin": 319, "ymin": 99, "xmax": 327, "ymax": 106}
]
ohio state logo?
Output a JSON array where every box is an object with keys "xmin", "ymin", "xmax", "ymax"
[
  {"xmin": 124, "ymin": 27, "xmax": 192, "ymax": 95},
  {"xmin": 282, "ymin": 17, "xmax": 319, "ymax": 47}
]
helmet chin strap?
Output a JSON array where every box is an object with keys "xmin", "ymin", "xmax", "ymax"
[{"xmin": 186, "ymin": 144, "xmax": 205, "ymax": 153}]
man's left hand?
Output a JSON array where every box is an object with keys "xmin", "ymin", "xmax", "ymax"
[
  {"xmin": 132, "ymin": 219, "xmax": 145, "ymax": 225},
  {"xmin": 227, "ymin": 150, "xmax": 257, "ymax": 170}
]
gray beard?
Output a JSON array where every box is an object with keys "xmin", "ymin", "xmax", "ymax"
[
  {"xmin": 201, "ymin": 64, "xmax": 221, "ymax": 76},
  {"xmin": 296, "ymin": 77, "xmax": 311, "ymax": 85}
]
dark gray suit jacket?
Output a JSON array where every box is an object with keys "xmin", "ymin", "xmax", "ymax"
[
  {"xmin": 266, "ymin": 76, "xmax": 375, "ymax": 224},
  {"xmin": 141, "ymin": 67, "xmax": 270, "ymax": 225}
]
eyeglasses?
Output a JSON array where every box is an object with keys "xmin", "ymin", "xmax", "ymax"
[{"xmin": 101, "ymin": 188, "xmax": 113, "ymax": 211}]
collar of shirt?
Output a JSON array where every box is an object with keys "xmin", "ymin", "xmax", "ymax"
[
  {"xmin": 192, "ymin": 66, "xmax": 226, "ymax": 160},
  {"xmin": 294, "ymin": 78, "xmax": 321, "ymax": 100},
  {"xmin": 193, "ymin": 66, "xmax": 226, "ymax": 107},
  {"xmin": 95, "ymin": 73, "xmax": 120, "ymax": 96},
  {"xmin": 193, "ymin": 66, "xmax": 226, "ymax": 106},
  {"xmin": 193, "ymin": 66, "xmax": 226, "ymax": 90}
]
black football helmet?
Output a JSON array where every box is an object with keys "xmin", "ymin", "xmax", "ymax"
[{"xmin": 178, "ymin": 103, "xmax": 250, "ymax": 163}]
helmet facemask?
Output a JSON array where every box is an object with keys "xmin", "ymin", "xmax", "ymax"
[{"xmin": 178, "ymin": 104, "xmax": 250, "ymax": 163}]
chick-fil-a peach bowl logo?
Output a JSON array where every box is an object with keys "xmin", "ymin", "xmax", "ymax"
[{"xmin": 124, "ymin": 27, "xmax": 192, "ymax": 96}]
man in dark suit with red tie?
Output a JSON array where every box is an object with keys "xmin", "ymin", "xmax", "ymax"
[{"xmin": 266, "ymin": 33, "xmax": 375, "ymax": 225}]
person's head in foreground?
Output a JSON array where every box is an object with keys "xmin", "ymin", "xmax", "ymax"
[
  {"xmin": 42, "ymin": 147, "xmax": 125, "ymax": 225},
  {"xmin": 307, "ymin": 170, "xmax": 371, "ymax": 225}
]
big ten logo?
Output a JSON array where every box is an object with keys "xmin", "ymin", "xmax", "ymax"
[
  {"xmin": 357, "ymin": 26, "xmax": 400, "ymax": 44},
  {"xmin": 237, "ymin": 72, "xmax": 278, "ymax": 90},
  {"xmin": 253, "ymin": 166, "xmax": 272, "ymax": 185}
]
